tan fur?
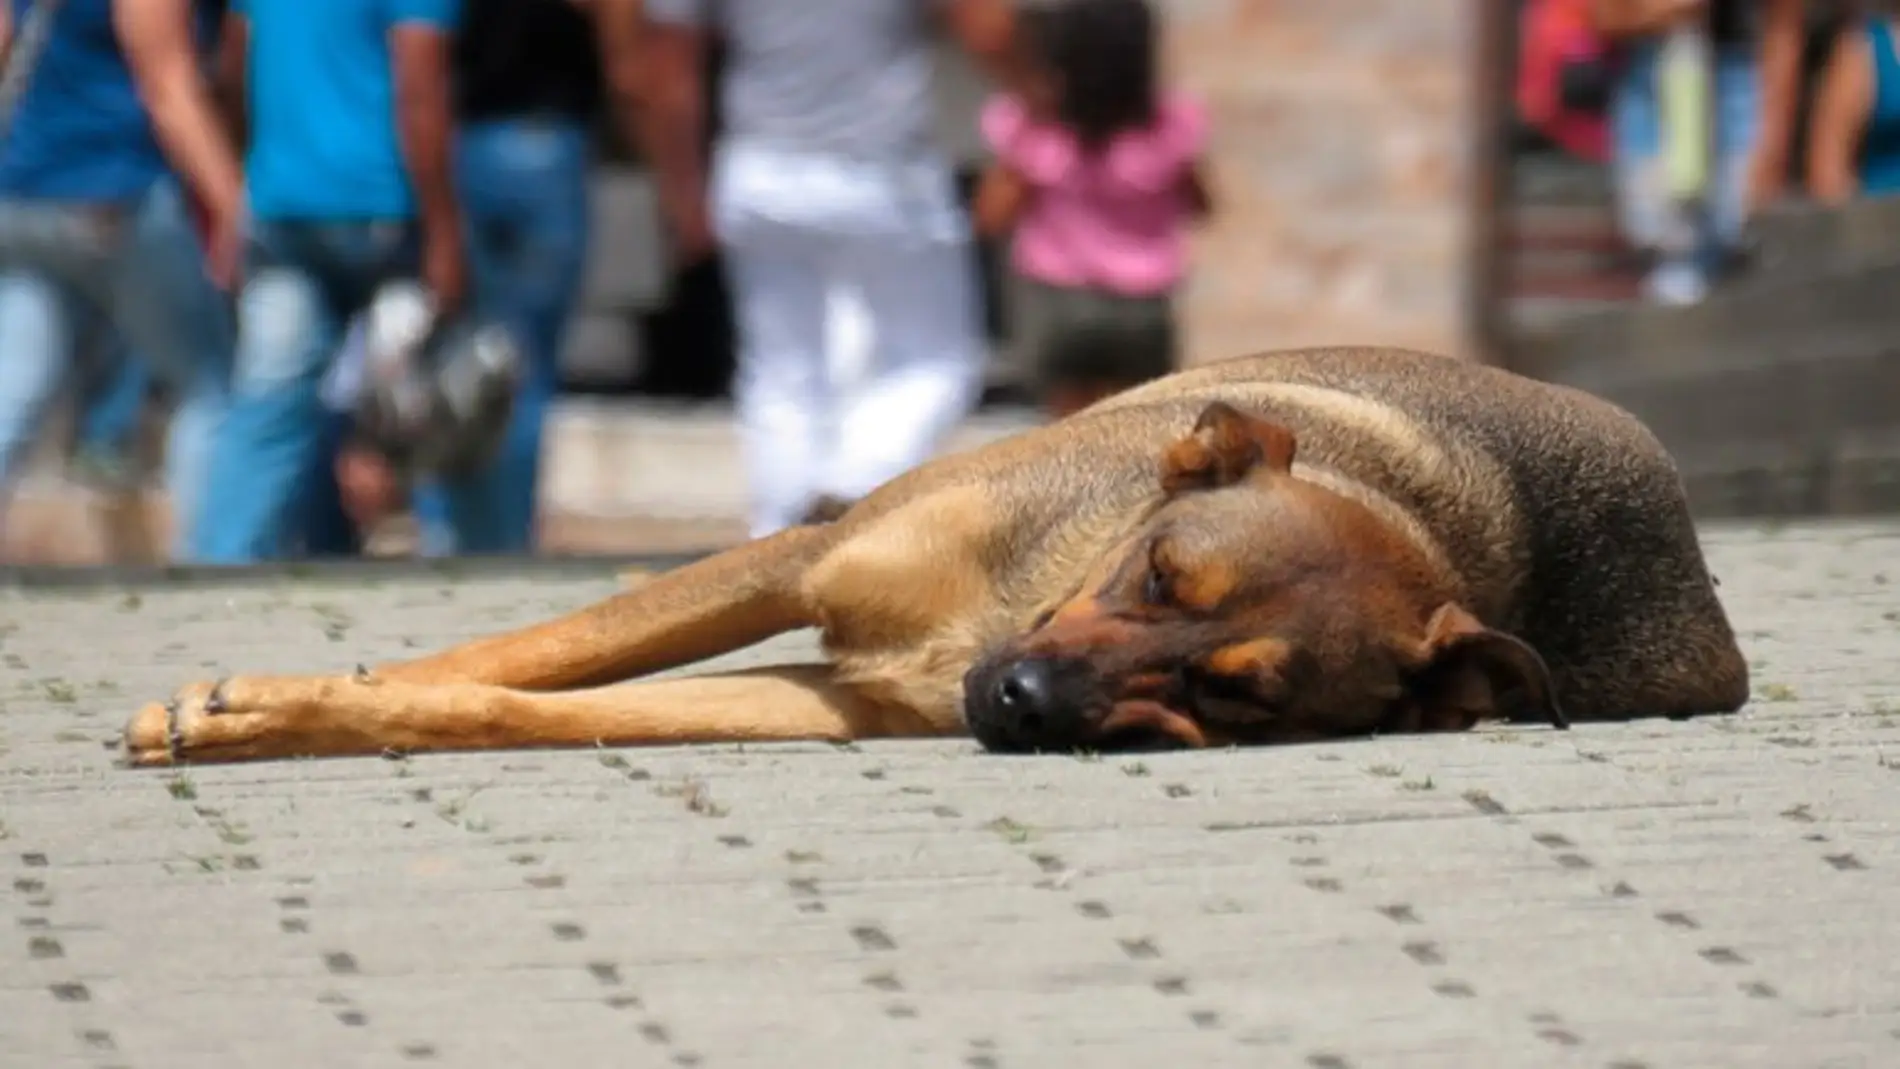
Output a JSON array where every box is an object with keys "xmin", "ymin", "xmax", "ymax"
[
  {"xmin": 122, "ymin": 347, "xmax": 1749, "ymax": 767},
  {"xmin": 799, "ymin": 484, "xmax": 1000, "ymax": 727}
]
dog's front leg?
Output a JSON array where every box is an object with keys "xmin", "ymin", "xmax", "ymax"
[
  {"xmin": 371, "ymin": 525, "xmax": 835, "ymax": 691},
  {"xmin": 121, "ymin": 665, "xmax": 944, "ymax": 767}
]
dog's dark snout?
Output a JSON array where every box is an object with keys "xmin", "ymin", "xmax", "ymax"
[
  {"xmin": 965, "ymin": 655, "xmax": 1097, "ymax": 752},
  {"xmin": 991, "ymin": 659, "xmax": 1060, "ymax": 729}
]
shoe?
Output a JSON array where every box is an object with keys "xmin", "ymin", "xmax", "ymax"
[{"xmin": 1643, "ymin": 261, "xmax": 1709, "ymax": 307}]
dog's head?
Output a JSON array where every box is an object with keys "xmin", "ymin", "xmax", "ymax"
[{"xmin": 962, "ymin": 402, "xmax": 1563, "ymax": 753}]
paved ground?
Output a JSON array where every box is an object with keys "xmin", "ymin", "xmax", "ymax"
[{"xmin": 2, "ymin": 520, "xmax": 1898, "ymax": 1068}]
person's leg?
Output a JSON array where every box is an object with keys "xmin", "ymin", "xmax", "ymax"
[
  {"xmin": 404, "ymin": 122, "xmax": 496, "ymax": 557},
  {"xmin": 300, "ymin": 409, "xmax": 368, "ymax": 558},
  {"xmin": 1705, "ymin": 43, "xmax": 1761, "ymax": 273},
  {"xmin": 713, "ymin": 148, "xmax": 837, "ymax": 538},
  {"xmin": 1611, "ymin": 38, "xmax": 1705, "ymax": 303},
  {"xmin": 418, "ymin": 118, "xmax": 593, "ymax": 555},
  {"xmin": 1040, "ymin": 289, "xmax": 1175, "ymax": 420},
  {"xmin": 189, "ymin": 224, "xmax": 343, "ymax": 563},
  {"xmin": 1610, "ymin": 40, "xmax": 1667, "ymax": 253},
  {"xmin": 822, "ymin": 227, "xmax": 984, "ymax": 505},
  {"xmin": 70, "ymin": 327, "xmax": 156, "ymax": 502},
  {"xmin": 0, "ymin": 271, "xmax": 78, "ymax": 486},
  {"xmin": 406, "ymin": 120, "xmax": 500, "ymax": 557},
  {"xmin": 724, "ymin": 231, "xmax": 835, "ymax": 537},
  {"xmin": 108, "ymin": 179, "xmax": 235, "ymax": 559},
  {"xmin": 75, "ymin": 338, "xmax": 151, "ymax": 472}
]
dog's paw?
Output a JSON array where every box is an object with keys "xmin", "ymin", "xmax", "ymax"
[{"xmin": 122, "ymin": 676, "xmax": 344, "ymax": 767}]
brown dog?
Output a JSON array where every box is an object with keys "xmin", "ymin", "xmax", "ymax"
[{"xmin": 122, "ymin": 347, "xmax": 1749, "ymax": 766}]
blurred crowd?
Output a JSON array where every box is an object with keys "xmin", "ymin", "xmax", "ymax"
[
  {"xmin": 1516, "ymin": 0, "xmax": 1900, "ymax": 305},
  {"xmin": 0, "ymin": 0, "xmax": 1217, "ymax": 563}
]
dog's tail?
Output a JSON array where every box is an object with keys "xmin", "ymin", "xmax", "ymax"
[{"xmin": 380, "ymin": 524, "xmax": 839, "ymax": 691}]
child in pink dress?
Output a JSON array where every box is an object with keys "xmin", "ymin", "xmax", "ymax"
[{"xmin": 974, "ymin": 0, "xmax": 1213, "ymax": 418}]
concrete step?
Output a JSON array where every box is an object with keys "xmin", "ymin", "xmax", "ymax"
[
  {"xmin": 1502, "ymin": 197, "xmax": 1643, "ymax": 309},
  {"xmin": 1505, "ymin": 294, "xmax": 1644, "ymax": 337},
  {"xmin": 1503, "ymin": 201, "xmax": 1627, "ymax": 253},
  {"xmin": 1505, "ymin": 263, "xmax": 1645, "ymax": 301},
  {"xmin": 1510, "ymin": 154, "xmax": 1617, "ymax": 206}
]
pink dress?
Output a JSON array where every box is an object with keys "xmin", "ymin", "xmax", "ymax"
[{"xmin": 980, "ymin": 90, "xmax": 1208, "ymax": 297}]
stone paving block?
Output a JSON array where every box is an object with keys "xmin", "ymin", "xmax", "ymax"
[{"xmin": 3, "ymin": 520, "xmax": 1900, "ymax": 1066}]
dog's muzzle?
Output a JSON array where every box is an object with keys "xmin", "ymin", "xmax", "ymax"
[{"xmin": 962, "ymin": 654, "xmax": 1104, "ymax": 753}]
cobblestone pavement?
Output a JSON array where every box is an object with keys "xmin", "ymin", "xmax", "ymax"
[{"xmin": 2, "ymin": 521, "xmax": 1898, "ymax": 1068}]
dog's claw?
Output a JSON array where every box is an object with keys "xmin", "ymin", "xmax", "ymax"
[
  {"xmin": 353, "ymin": 663, "xmax": 374, "ymax": 684},
  {"xmin": 203, "ymin": 679, "xmax": 230, "ymax": 715}
]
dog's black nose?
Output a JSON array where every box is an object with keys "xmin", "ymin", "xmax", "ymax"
[
  {"xmin": 991, "ymin": 658, "xmax": 1061, "ymax": 728},
  {"xmin": 965, "ymin": 657, "xmax": 1087, "ymax": 752}
]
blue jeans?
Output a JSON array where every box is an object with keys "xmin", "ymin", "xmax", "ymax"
[
  {"xmin": 77, "ymin": 339, "xmax": 152, "ymax": 460},
  {"xmin": 0, "ymin": 179, "xmax": 233, "ymax": 557},
  {"xmin": 411, "ymin": 117, "xmax": 592, "ymax": 556},
  {"xmin": 194, "ymin": 219, "xmax": 420, "ymax": 563},
  {"xmin": 297, "ymin": 408, "xmax": 368, "ymax": 559},
  {"xmin": 1610, "ymin": 38, "xmax": 1759, "ymax": 294}
]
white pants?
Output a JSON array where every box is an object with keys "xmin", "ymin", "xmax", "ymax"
[{"xmin": 711, "ymin": 141, "xmax": 985, "ymax": 537}]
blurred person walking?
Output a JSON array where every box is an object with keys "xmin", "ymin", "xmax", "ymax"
[
  {"xmin": 1590, "ymin": 0, "xmax": 1764, "ymax": 305},
  {"xmin": 641, "ymin": 0, "xmax": 1018, "ymax": 536},
  {"xmin": 1746, "ymin": 0, "xmax": 1816, "ymax": 210},
  {"xmin": 972, "ymin": 0, "xmax": 1213, "ymax": 420},
  {"xmin": 194, "ymin": 0, "xmax": 466, "ymax": 563},
  {"xmin": 1803, "ymin": 1, "xmax": 1900, "ymax": 201},
  {"xmin": 0, "ymin": 0, "xmax": 242, "ymax": 559},
  {"xmin": 404, "ymin": 0, "xmax": 606, "ymax": 557}
]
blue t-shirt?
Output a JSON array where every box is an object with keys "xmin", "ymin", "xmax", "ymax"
[
  {"xmin": 1859, "ymin": 19, "xmax": 1900, "ymax": 197},
  {"xmin": 0, "ymin": 0, "xmax": 172, "ymax": 200},
  {"xmin": 235, "ymin": 0, "xmax": 459, "ymax": 220}
]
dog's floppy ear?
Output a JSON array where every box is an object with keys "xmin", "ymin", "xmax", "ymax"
[
  {"xmin": 1395, "ymin": 604, "xmax": 1567, "ymax": 732},
  {"xmin": 1159, "ymin": 402, "xmax": 1298, "ymax": 495}
]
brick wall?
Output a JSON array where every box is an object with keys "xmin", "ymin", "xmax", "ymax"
[{"xmin": 1163, "ymin": 2, "xmax": 1479, "ymax": 363}]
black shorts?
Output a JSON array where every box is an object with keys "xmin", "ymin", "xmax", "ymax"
[{"xmin": 1007, "ymin": 274, "xmax": 1178, "ymax": 395}]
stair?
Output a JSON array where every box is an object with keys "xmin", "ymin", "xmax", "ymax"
[{"xmin": 1502, "ymin": 153, "xmax": 1645, "ymax": 334}]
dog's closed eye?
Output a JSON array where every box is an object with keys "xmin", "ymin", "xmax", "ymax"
[
  {"xmin": 1142, "ymin": 538, "xmax": 1180, "ymax": 607},
  {"xmin": 1142, "ymin": 567, "xmax": 1171, "ymax": 607}
]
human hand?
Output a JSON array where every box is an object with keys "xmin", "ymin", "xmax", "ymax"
[
  {"xmin": 336, "ymin": 443, "xmax": 408, "ymax": 531},
  {"xmin": 202, "ymin": 201, "xmax": 245, "ymax": 291},
  {"xmin": 421, "ymin": 217, "xmax": 468, "ymax": 312}
]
